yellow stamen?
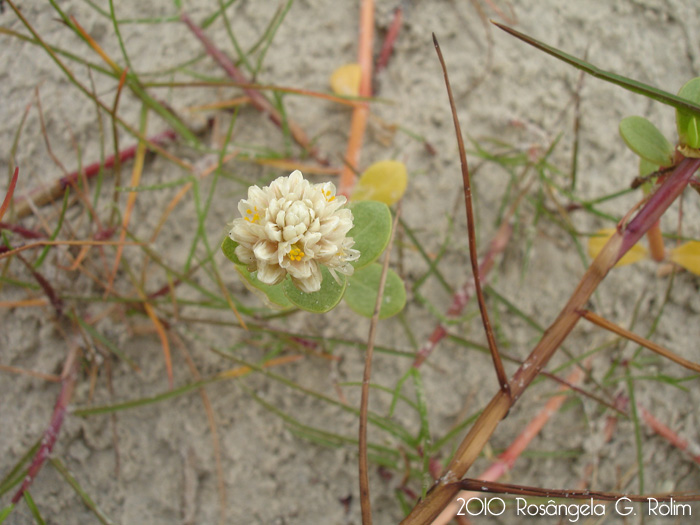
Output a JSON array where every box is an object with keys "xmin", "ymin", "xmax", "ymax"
[
  {"xmin": 244, "ymin": 206, "xmax": 260, "ymax": 223},
  {"xmin": 289, "ymin": 245, "xmax": 305, "ymax": 261}
]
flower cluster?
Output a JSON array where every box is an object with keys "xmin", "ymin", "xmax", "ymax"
[{"xmin": 229, "ymin": 170, "xmax": 359, "ymax": 293}]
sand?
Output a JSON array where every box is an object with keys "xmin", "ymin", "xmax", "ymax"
[{"xmin": 1, "ymin": 1, "xmax": 700, "ymax": 523}]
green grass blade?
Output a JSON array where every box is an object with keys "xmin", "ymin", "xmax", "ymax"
[
  {"xmin": 73, "ymin": 378, "xmax": 216, "ymax": 416},
  {"xmin": 0, "ymin": 505, "xmax": 15, "ymax": 523},
  {"xmin": 0, "ymin": 440, "xmax": 40, "ymax": 497},
  {"xmin": 50, "ymin": 457, "xmax": 118, "ymax": 525},
  {"xmin": 625, "ymin": 366, "xmax": 645, "ymax": 494},
  {"xmin": 493, "ymin": 22, "xmax": 700, "ymax": 116},
  {"xmin": 108, "ymin": 0, "xmax": 133, "ymax": 71},
  {"xmin": 23, "ymin": 491, "xmax": 46, "ymax": 525}
]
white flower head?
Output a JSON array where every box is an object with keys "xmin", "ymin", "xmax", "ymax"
[{"xmin": 229, "ymin": 170, "xmax": 360, "ymax": 293}]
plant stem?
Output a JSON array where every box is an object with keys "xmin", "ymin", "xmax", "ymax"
[
  {"xmin": 401, "ymin": 156, "xmax": 700, "ymax": 524},
  {"xmin": 359, "ymin": 203, "xmax": 400, "ymax": 525},
  {"xmin": 646, "ymin": 219, "xmax": 665, "ymax": 261},
  {"xmin": 338, "ymin": 0, "xmax": 374, "ymax": 196},
  {"xmin": 11, "ymin": 345, "xmax": 79, "ymax": 504}
]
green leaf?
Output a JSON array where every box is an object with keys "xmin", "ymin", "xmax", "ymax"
[
  {"xmin": 639, "ymin": 158, "xmax": 659, "ymax": 177},
  {"xmin": 283, "ymin": 265, "xmax": 346, "ymax": 313},
  {"xmin": 492, "ymin": 22, "xmax": 700, "ymax": 117},
  {"xmin": 352, "ymin": 160, "xmax": 408, "ymax": 206},
  {"xmin": 638, "ymin": 158, "xmax": 659, "ymax": 194},
  {"xmin": 619, "ymin": 116, "xmax": 674, "ymax": 167},
  {"xmin": 235, "ymin": 265, "xmax": 293, "ymax": 309},
  {"xmin": 344, "ymin": 264, "xmax": 406, "ymax": 319},
  {"xmin": 221, "ymin": 236, "xmax": 244, "ymax": 265},
  {"xmin": 0, "ymin": 505, "xmax": 15, "ymax": 523},
  {"xmin": 676, "ymin": 77, "xmax": 700, "ymax": 149},
  {"xmin": 347, "ymin": 200, "xmax": 392, "ymax": 269}
]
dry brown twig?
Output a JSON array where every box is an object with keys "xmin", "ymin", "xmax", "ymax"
[
  {"xmin": 401, "ymin": 35, "xmax": 700, "ymax": 525},
  {"xmin": 359, "ymin": 202, "xmax": 402, "ymax": 525}
]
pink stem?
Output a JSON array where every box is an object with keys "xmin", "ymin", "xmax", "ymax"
[
  {"xmin": 619, "ymin": 157, "xmax": 700, "ymax": 258},
  {"xmin": 11, "ymin": 349, "xmax": 79, "ymax": 504}
]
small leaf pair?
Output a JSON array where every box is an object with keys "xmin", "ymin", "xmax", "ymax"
[{"xmin": 619, "ymin": 77, "xmax": 700, "ymax": 165}]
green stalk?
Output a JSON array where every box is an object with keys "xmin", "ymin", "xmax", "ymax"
[{"xmin": 493, "ymin": 22, "xmax": 700, "ymax": 117}]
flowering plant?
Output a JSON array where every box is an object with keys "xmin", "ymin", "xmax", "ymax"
[
  {"xmin": 228, "ymin": 170, "xmax": 359, "ymax": 293},
  {"xmin": 222, "ymin": 170, "xmax": 406, "ymax": 317}
]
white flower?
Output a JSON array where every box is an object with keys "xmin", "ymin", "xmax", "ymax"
[{"xmin": 229, "ymin": 170, "xmax": 360, "ymax": 293}]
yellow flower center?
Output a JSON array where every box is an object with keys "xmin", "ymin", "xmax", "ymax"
[
  {"xmin": 289, "ymin": 244, "xmax": 305, "ymax": 261},
  {"xmin": 244, "ymin": 206, "xmax": 260, "ymax": 223},
  {"xmin": 323, "ymin": 189, "xmax": 335, "ymax": 202}
]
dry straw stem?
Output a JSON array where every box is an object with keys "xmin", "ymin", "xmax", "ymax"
[
  {"xmin": 412, "ymin": 219, "xmax": 512, "ymax": 368},
  {"xmin": 433, "ymin": 364, "xmax": 587, "ymax": 525},
  {"xmin": 412, "ymin": 167, "xmax": 534, "ymax": 369},
  {"xmin": 432, "ymin": 33, "xmax": 510, "ymax": 395},
  {"xmin": 402, "ymin": 36, "xmax": 700, "ymax": 525},
  {"xmin": 403, "ymin": 159, "xmax": 700, "ymax": 524},
  {"xmin": 455, "ymin": 479, "xmax": 700, "ymax": 503},
  {"xmin": 359, "ymin": 203, "xmax": 401, "ymax": 525},
  {"xmin": 105, "ymin": 118, "xmax": 149, "ymax": 297},
  {"xmin": 579, "ymin": 309, "xmax": 700, "ymax": 373}
]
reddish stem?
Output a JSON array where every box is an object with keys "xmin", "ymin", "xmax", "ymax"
[
  {"xmin": 646, "ymin": 219, "xmax": 665, "ymax": 261},
  {"xmin": 0, "ymin": 167, "xmax": 19, "ymax": 222},
  {"xmin": 11, "ymin": 349, "xmax": 79, "ymax": 504},
  {"xmin": 181, "ymin": 13, "xmax": 325, "ymax": 165},
  {"xmin": 0, "ymin": 222, "xmax": 46, "ymax": 239},
  {"xmin": 637, "ymin": 403, "xmax": 700, "ymax": 465},
  {"xmin": 12, "ymin": 130, "xmax": 177, "ymax": 220},
  {"xmin": 375, "ymin": 7, "xmax": 402, "ymax": 75},
  {"xmin": 619, "ymin": 157, "xmax": 700, "ymax": 257}
]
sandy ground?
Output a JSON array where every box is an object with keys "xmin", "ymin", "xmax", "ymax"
[{"xmin": 2, "ymin": 1, "xmax": 700, "ymax": 524}]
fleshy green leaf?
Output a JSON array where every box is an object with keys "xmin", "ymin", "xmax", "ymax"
[
  {"xmin": 639, "ymin": 158, "xmax": 659, "ymax": 177},
  {"xmin": 0, "ymin": 505, "xmax": 15, "ymax": 523},
  {"xmin": 638, "ymin": 158, "xmax": 659, "ymax": 194},
  {"xmin": 347, "ymin": 200, "xmax": 392, "ymax": 269},
  {"xmin": 221, "ymin": 236, "xmax": 244, "ymax": 265},
  {"xmin": 676, "ymin": 77, "xmax": 700, "ymax": 150},
  {"xmin": 619, "ymin": 116, "xmax": 674, "ymax": 167},
  {"xmin": 344, "ymin": 264, "xmax": 406, "ymax": 319},
  {"xmin": 283, "ymin": 265, "xmax": 346, "ymax": 313},
  {"xmin": 235, "ymin": 265, "xmax": 293, "ymax": 309},
  {"xmin": 351, "ymin": 160, "xmax": 408, "ymax": 206}
]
